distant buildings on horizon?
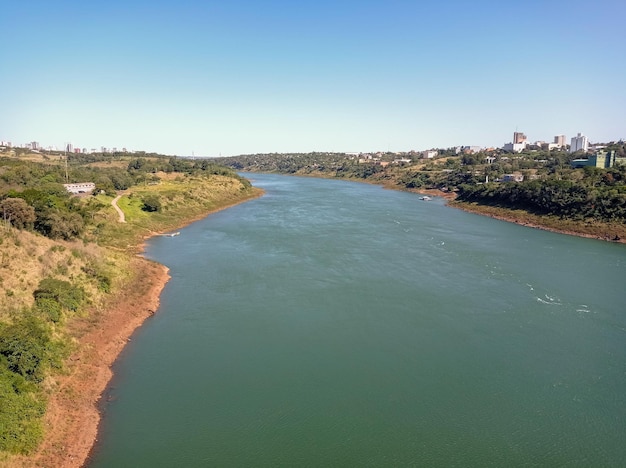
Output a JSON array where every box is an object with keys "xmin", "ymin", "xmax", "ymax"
[
  {"xmin": 499, "ymin": 130, "xmax": 612, "ymax": 155},
  {"xmin": 0, "ymin": 140, "xmax": 132, "ymax": 154},
  {"xmin": 0, "ymin": 130, "xmax": 621, "ymax": 158},
  {"xmin": 502, "ymin": 131, "xmax": 574, "ymax": 153}
]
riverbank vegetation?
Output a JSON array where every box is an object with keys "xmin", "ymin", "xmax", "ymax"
[
  {"xmin": 0, "ymin": 148, "xmax": 259, "ymax": 460},
  {"xmin": 216, "ymin": 142, "xmax": 626, "ymax": 240}
]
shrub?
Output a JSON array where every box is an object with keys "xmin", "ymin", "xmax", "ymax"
[
  {"xmin": 81, "ymin": 263, "xmax": 112, "ymax": 293},
  {"xmin": 34, "ymin": 278, "xmax": 84, "ymax": 312},
  {"xmin": 35, "ymin": 297, "xmax": 62, "ymax": 322},
  {"xmin": 0, "ymin": 362, "xmax": 45, "ymax": 453}
]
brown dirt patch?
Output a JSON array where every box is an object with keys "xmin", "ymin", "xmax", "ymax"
[{"xmin": 413, "ymin": 187, "xmax": 458, "ymax": 201}]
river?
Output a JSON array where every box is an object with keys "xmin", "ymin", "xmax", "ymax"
[{"xmin": 90, "ymin": 173, "xmax": 626, "ymax": 466}]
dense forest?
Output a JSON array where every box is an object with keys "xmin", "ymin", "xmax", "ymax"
[
  {"xmin": 0, "ymin": 149, "xmax": 252, "ymax": 456},
  {"xmin": 456, "ymin": 167, "xmax": 626, "ymax": 222}
]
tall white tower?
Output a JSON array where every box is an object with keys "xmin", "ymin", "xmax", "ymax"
[{"xmin": 569, "ymin": 133, "xmax": 588, "ymax": 153}]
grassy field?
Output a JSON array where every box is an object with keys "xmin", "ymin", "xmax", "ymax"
[{"xmin": 94, "ymin": 174, "xmax": 262, "ymax": 250}]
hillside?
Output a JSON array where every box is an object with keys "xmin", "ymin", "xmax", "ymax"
[{"xmin": 0, "ymin": 151, "xmax": 261, "ymax": 466}]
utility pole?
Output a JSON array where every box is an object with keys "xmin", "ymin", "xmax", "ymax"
[{"xmin": 64, "ymin": 143, "xmax": 69, "ymax": 182}]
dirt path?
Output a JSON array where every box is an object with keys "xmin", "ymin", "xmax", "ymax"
[{"xmin": 111, "ymin": 195, "xmax": 126, "ymax": 223}]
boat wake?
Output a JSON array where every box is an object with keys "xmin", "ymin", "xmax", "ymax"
[
  {"xmin": 536, "ymin": 294, "xmax": 562, "ymax": 306},
  {"xmin": 527, "ymin": 285, "xmax": 596, "ymax": 316}
]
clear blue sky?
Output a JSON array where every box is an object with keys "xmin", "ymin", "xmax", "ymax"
[{"xmin": 1, "ymin": 0, "xmax": 625, "ymax": 156}]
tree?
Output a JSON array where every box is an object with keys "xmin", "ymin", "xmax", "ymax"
[
  {"xmin": 142, "ymin": 195, "xmax": 162, "ymax": 212},
  {"xmin": 0, "ymin": 316, "xmax": 52, "ymax": 382},
  {"xmin": 127, "ymin": 158, "xmax": 146, "ymax": 171},
  {"xmin": 0, "ymin": 198, "xmax": 36, "ymax": 229},
  {"xmin": 110, "ymin": 172, "xmax": 134, "ymax": 190},
  {"xmin": 37, "ymin": 211, "xmax": 84, "ymax": 240}
]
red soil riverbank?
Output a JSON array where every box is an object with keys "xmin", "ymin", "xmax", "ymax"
[{"xmin": 8, "ymin": 257, "xmax": 169, "ymax": 468}]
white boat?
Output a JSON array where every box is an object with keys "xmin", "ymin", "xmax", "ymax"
[{"xmin": 419, "ymin": 196, "xmax": 432, "ymax": 201}]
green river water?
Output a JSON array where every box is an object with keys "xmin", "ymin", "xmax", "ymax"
[{"xmin": 89, "ymin": 174, "xmax": 626, "ymax": 467}]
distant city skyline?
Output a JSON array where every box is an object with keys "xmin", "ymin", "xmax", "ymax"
[
  {"xmin": 2, "ymin": 0, "xmax": 625, "ymax": 157},
  {"xmin": 3, "ymin": 128, "xmax": 620, "ymax": 157}
]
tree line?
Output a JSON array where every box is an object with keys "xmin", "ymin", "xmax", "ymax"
[{"xmin": 456, "ymin": 166, "xmax": 626, "ymax": 221}]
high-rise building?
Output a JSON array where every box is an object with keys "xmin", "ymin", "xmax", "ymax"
[
  {"xmin": 503, "ymin": 131, "xmax": 528, "ymax": 152},
  {"xmin": 554, "ymin": 135, "xmax": 566, "ymax": 147},
  {"xmin": 569, "ymin": 133, "xmax": 588, "ymax": 153},
  {"xmin": 513, "ymin": 132, "xmax": 527, "ymax": 144}
]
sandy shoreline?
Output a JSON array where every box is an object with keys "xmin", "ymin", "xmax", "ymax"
[{"xmin": 7, "ymin": 189, "xmax": 263, "ymax": 468}]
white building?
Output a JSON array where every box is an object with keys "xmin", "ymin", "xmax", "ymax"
[
  {"xmin": 569, "ymin": 133, "xmax": 588, "ymax": 153},
  {"xmin": 421, "ymin": 150, "xmax": 438, "ymax": 159},
  {"xmin": 63, "ymin": 183, "xmax": 96, "ymax": 194},
  {"xmin": 503, "ymin": 141, "xmax": 527, "ymax": 153}
]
